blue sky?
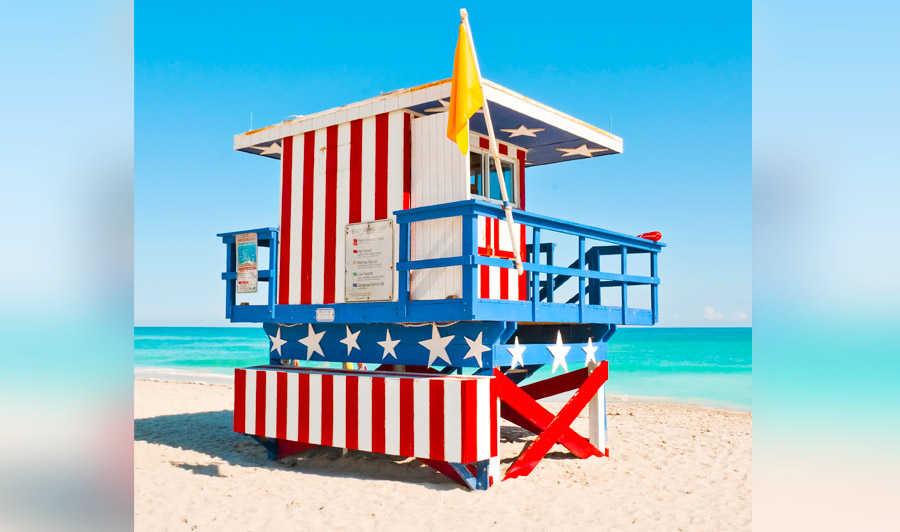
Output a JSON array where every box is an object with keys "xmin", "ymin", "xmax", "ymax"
[{"xmin": 135, "ymin": 0, "xmax": 750, "ymax": 326}]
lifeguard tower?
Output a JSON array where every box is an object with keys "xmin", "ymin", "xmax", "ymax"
[{"xmin": 219, "ymin": 78, "xmax": 664, "ymax": 490}]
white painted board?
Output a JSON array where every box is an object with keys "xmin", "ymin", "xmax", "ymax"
[{"xmin": 345, "ymin": 220, "xmax": 394, "ymax": 302}]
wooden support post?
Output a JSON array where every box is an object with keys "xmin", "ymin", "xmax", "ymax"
[
  {"xmin": 545, "ymin": 243, "xmax": 554, "ymax": 303},
  {"xmin": 267, "ymin": 232, "xmax": 277, "ymax": 319},
  {"xmin": 531, "ymin": 228, "xmax": 541, "ymax": 321},
  {"xmin": 398, "ymin": 220, "xmax": 410, "ymax": 317},
  {"xmin": 578, "ymin": 236, "xmax": 585, "ymax": 322},
  {"xmin": 250, "ymin": 435, "xmax": 316, "ymax": 460},
  {"xmin": 587, "ymin": 361, "xmax": 606, "ymax": 451},
  {"xmin": 462, "ymin": 213, "xmax": 479, "ymax": 316},
  {"xmin": 225, "ymin": 242, "xmax": 236, "ymax": 320},
  {"xmin": 587, "ymin": 247, "xmax": 600, "ymax": 305},
  {"xmin": 620, "ymin": 247, "xmax": 628, "ymax": 325},
  {"xmin": 651, "ymin": 252, "xmax": 658, "ymax": 325}
]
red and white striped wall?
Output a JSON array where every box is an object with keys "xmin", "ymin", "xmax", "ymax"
[
  {"xmin": 277, "ymin": 110, "xmax": 412, "ymax": 305},
  {"xmin": 234, "ymin": 367, "xmax": 498, "ymax": 465},
  {"xmin": 478, "ymin": 217, "xmax": 529, "ymax": 301}
]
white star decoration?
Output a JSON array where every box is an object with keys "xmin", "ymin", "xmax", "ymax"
[
  {"xmin": 298, "ymin": 324, "xmax": 326, "ymax": 361},
  {"xmin": 507, "ymin": 336, "xmax": 526, "ymax": 370},
  {"xmin": 500, "ymin": 125, "xmax": 544, "ymax": 138},
  {"xmin": 377, "ymin": 329, "xmax": 401, "ymax": 360},
  {"xmin": 268, "ymin": 327, "xmax": 288, "ymax": 356},
  {"xmin": 418, "ymin": 323, "xmax": 455, "ymax": 368},
  {"xmin": 253, "ymin": 142, "xmax": 282, "ymax": 156},
  {"xmin": 582, "ymin": 338, "xmax": 598, "ymax": 367},
  {"xmin": 340, "ymin": 325, "xmax": 361, "ymax": 356},
  {"xmin": 556, "ymin": 144, "xmax": 606, "ymax": 158},
  {"xmin": 547, "ymin": 331, "xmax": 571, "ymax": 374},
  {"xmin": 463, "ymin": 332, "xmax": 492, "ymax": 368}
]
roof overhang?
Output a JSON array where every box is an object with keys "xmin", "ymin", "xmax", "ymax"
[{"xmin": 234, "ymin": 79, "xmax": 622, "ymax": 166}]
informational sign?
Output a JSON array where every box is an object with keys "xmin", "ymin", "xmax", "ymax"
[
  {"xmin": 345, "ymin": 220, "xmax": 394, "ymax": 302},
  {"xmin": 315, "ymin": 308, "xmax": 335, "ymax": 322},
  {"xmin": 235, "ymin": 232, "xmax": 258, "ymax": 294}
]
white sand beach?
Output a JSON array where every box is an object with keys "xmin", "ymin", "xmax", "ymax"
[{"xmin": 134, "ymin": 379, "xmax": 751, "ymax": 531}]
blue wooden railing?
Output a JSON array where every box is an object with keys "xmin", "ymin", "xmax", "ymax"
[
  {"xmin": 395, "ymin": 200, "xmax": 664, "ymax": 325},
  {"xmin": 219, "ymin": 201, "xmax": 662, "ymax": 325},
  {"xmin": 218, "ymin": 228, "xmax": 278, "ymax": 320}
]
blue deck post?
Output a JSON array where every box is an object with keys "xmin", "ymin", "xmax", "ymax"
[
  {"xmin": 545, "ymin": 243, "xmax": 554, "ymax": 303},
  {"xmin": 461, "ymin": 213, "xmax": 478, "ymax": 317},
  {"xmin": 225, "ymin": 242, "xmax": 236, "ymax": 320},
  {"xmin": 587, "ymin": 247, "xmax": 600, "ymax": 305},
  {"xmin": 399, "ymin": 219, "xmax": 410, "ymax": 317},
  {"xmin": 268, "ymin": 231, "xmax": 277, "ymax": 320},
  {"xmin": 620, "ymin": 247, "xmax": 628, "ymax": 325},
  {"xmin": 651, "ymin": 252, "xmax": 658, "ymax": 324},
  {"xmin": 531, "ymin": 227, "xmax": 541, "ymax": 321},
  {"xmin": 578, "ymin": 236, "xmax": 585, "ymax": 322}
]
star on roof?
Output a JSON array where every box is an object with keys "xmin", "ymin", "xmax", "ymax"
[
  {"xmin": 582, "ymin": 338, "xmax": 598, "ymax": 367},
  {"xmin": 268, "ymin": 327, "xmax": 288, "ymax": 357},
  {"xmin": 500, "ymin": 125, "xmax": 545, "ymax": 138},
  {"xmin": 252, "ymin": 141, "xmax": 282, "ymax": 156},
  {"xmin": 418, "ymin": 323, "xmax": 455, "ymax": 368},
  {"xmin": 298, "ymin": 324, "xmax": 326, "ymax": 361},
  {"xmin": 462, "ymin": 332, "xmax": 492, "ymax": 368},
  {"xmin": 507, "ymin": 336, "xmax": 526, "ymax": 370},
  {"xmin": 556, "ymin": 144, "xmax": 606, "ymax": 158},
  {"xmin": 340, "ymin": 325, "xmax": 361, "ymax": 356},
  {"xmin": 547, "ymin": 331, "xmax": 571, "ymax": 374},
  {"xmin": 377, "ymin": 329, "xmax": 401, "ymax": 360}
]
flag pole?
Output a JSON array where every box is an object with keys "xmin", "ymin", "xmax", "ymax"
[{"xmin": 459, "ymin": 8, "xmax": 524, "ymax": 276}]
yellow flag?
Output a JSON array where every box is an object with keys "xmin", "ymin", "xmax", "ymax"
[{"xmin": 447, "ymin": 23, "xmax": 483, "ymax": 154}]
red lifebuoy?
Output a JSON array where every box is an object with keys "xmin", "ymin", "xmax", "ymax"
[{"xmin": 638, "ymin": 231, "xmax": 662, "ymax": 241}]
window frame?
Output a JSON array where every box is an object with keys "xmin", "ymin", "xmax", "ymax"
[{"xmin": 468, "ymin": 147, "xmax": 520, "ymax": 207}]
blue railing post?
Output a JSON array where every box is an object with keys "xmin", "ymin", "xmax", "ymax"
[
  {"xmin": 268, "ymin": 230, "xmax": 277, "ymax": 320},
  {"xmin": 651, "ymin": 251, "xmax": 658, "ymax": 324},
  {"xmin": 587, "ymin": 247, "xmax": 600, "ymax": 305},
  {"xmin": 620, "ymin": 246, "xmax": 628, "ymax": 325},
  {"xmin": 545, "ymin": 244, "xmax": 554, "ymax": 303},
  {"xmin": 225, "ymin": 242, "xmax": 236, "ymax": 320},
  {"xmin": 531, "ymin": 227, "xmax": 541, "ymax": 321},
  {"xmin": 398, "ymin": 220, "xmax": 410, "ymax": 317},
  {"xmin": 461, "ymin": 213, "xmax": 479, "ymax": 317},
  {"xmin": 578, "ymin": 236, "xmax": 585, "ymax": 322}
]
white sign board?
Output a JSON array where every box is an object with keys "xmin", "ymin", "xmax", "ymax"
[
  {"xmin": 345, "ymin": 220, "xmax": 394, "ymax": 302},
  {"xmin": 235, "ymin": 232, "xmax": 258, "ymax": 294},
  {"xmin": 315, "ymin": 308, "xmax": 335, "ymax": 322}
]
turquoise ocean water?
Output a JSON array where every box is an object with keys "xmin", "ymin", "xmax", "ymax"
[{"xmin": 135, "ymin": 327, "xmax": 751, "ymax": 411}]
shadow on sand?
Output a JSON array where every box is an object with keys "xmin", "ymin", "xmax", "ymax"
[
  {"xmin": 135, "ymin": 411, "xmax": 457, "ymax": 490},
  {"xmin": 135, "ymin": 410, "xmax": 581, "ymax": 488}
]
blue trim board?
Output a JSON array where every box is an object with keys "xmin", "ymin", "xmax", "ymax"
[{"xmin": 228, "ymin": 301, "xmax": 654, "ymax": 326}]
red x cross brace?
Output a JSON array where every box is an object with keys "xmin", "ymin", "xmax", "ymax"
[{"xmin": 494, "ymin": 361, "xmax": 609, "ymax": 480}]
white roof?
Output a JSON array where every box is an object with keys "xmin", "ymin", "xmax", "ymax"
[{"xmin": 235, "ymin": 79, "xmax": 622, "ymax": 166}]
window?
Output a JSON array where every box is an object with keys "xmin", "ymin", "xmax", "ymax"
[{"xmin": 469, "ymin": 148, "xmax": 518, "ymax": 205}]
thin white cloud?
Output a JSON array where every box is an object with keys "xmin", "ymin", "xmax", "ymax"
[
  {"xmin": 734, "ymin": 310, "xmax": 748, "ymax": 320},
  {"xmin": 703, "ymin": 306, "xmax": 723, "ymax": 320}
]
